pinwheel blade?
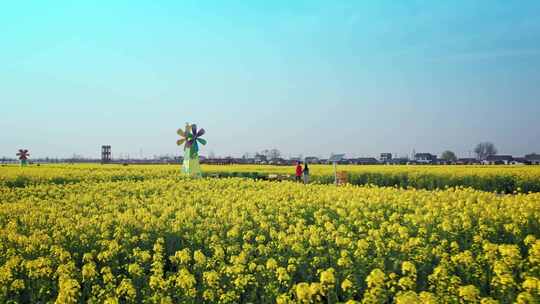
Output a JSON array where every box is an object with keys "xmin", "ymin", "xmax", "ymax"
[
  {"xmin": 197, "ymin": 138, "xmax": 207, "ymax": 145},
  {"xmin": 176, "ymin": 139, "xmax": 186, "ymax": 146},
  {"xmin": 191, "ymin": 124, "xmax": 198, "ymax": 137},
  {"xmin": 196, "ymin": 128, "xmax": 205, "ymax": 137},
  {"xmin": 177, "ymin": 128, "xmax": 186, "ymax": 137}
]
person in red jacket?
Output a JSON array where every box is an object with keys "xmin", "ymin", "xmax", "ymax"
[{"xmin": 295, "ymin": 162, "xmax": 303, "ymax": 182}]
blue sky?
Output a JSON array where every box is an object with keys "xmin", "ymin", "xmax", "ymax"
[{"xmin": 1, "ymin": 1, "xmax": 540, "ymax": 158}]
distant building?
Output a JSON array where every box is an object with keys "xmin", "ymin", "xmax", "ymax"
[
  {"xmin": 305, "ymin": 156, "xmax": 320, "ymax": 164},
  {"xmin": 380, "ymin": 153, "xmax": 392, "ymax": 162},
  {"xmin": 101, "ymin": 145, "xmax": 111, "ymax": 163},
  {"xmin": 242, "ymin": 158, "xmax": 256, "ymax": 164},
  {"xmin": 203, "ymin": 157, "xmax": 236, "ymax": 165},
  {"xmin": 275, "ymin": 159, "xmax": 294, "ymax": 166},
  {"xmin": 289, "ymin": 157, "xmax": 302, "ymax": 164},
  {"xmin": 456, "ymin": 158, "xmax": 480, "ymax": 165},
  {"xmin": 483, "ymin": 155, "xmax": 513, "ymax": 165},
  {"xmin": 414, "ymin": 153, "xmax": 437, "ymax": 164},
  {"xmin": 350, "ymin": 158, "xmax": 379, "ymax": 165},
  {"xmin": 434, "ymin": 158, "xmax": 452, "ymax": 165},
  {"xmin": 511, "ymin": 158, "xmax": 531, "ymax": 165},
  {"xmin": 525, "ymin": 153, "xmax": 540, "ymax": 165},
  {"xmin": 386, "ymin": 158, "xmax": 409, "ymax": 165},
  {"xmin": 254, "ymin": 154, "xmax": 267, "ymax": 164}
]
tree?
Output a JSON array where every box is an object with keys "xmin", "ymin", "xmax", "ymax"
[
  {"xmin": 254, "ymin": 153, "xmax": 266, "ymax": 160},
  {"xmin": 268, "ymin": 149, "xmax": 281, "ymax": 160},
  {"xmin": 474, "ymin": 142, "xmax": 497, "ymax": 160},
  {"xmin": 441, "ymin": 150, "xmax": 457, "ymax": 162}
]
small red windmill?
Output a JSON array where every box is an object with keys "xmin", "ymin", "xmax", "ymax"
[{"xmin": 16, "ymin": 149, "xmax": 30, "ymax": 166}]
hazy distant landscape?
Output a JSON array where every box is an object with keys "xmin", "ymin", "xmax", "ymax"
[{"xmin": 2, "ymin": 1, "xmax": 540, "ymax": 303}]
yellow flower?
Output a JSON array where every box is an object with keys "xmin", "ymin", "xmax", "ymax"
[
  {"xmin": 459, "ymin": 285, "xmax": 480, "ymax": 302},
  {"xmin": 401, "ymin": 261, "xmax": 416, "ymax": 276},
  {"xmin": 276, "ymin": 267, "xmax": 290, "ymax": 283},
  {"xmin": 320, "ymin": 268, "xmax": 336, "ymax": 286},
  {"xmin": 341, "ymin": 278, "xmax": 354, "ymax": 291},
  {"xmin": 295, "ymin": 283, "xmax": 311, "ymax": 302},
  {"xmin": 176, "ymin": 268, "xmax": 196, "ymax": 290},
  {"xmin": 193, "ymin": 250, "xmax": 206, "ymax": 265},
  {"xmin": 174, "ymin": 248, "xmax": 191, "ymax": 265},
  {"xmin": 522, "ymin": 277, "xmax": 539, "ymax": 291},
  {"xmin": 203, "ymin": 271, "xmax": 220, "ymax": 287},
  {"xmin": 266, "ymin": 258, "xmax": 278, "ymax": 270},
  {"xmin": 366, "ymin": 268, "xmax": 386, "ymax": 287},
  {"xmin": 395, "ymin": 291, "xmax": 420, "ymax": 304}
]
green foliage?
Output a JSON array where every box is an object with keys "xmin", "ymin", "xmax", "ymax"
[{"xmin": 441, "ymin": 150, "xmax": 457, "ymax": 162}]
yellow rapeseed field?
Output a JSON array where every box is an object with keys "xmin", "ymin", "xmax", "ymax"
[
  {"xmin": 1, "ymin": 165, "xmax": 540, "ymax": 303},
  {"xmin": 2, "ymin": 164, "xmax": 540, "ymax": 193}
]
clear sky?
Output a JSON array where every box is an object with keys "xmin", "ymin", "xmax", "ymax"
[{"xmin": 2, "ymin": 1, "xmax": 540, "ymax": 159}]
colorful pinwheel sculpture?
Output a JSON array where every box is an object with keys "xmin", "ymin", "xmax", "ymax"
[
  {"xmin": 16, "ymin": 149, "xmax": 30, "ymax": 166},
  {"xmin": 177, "ymin": 123, "xmax": 207, "ymax": 176}
]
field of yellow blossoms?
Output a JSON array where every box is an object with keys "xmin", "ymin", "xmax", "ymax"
[
  {"xmin": 1, "ymin": 165, "xmax": 540, "ymax": 303},
  {"xmin": 2, "ymin": 164, "xmax": 540, "ymax": 193}
]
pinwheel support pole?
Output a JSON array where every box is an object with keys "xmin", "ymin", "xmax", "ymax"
[
  {"xmin": 182, "ymin": 146, "xmax": 202, "ymax": 177},
  {"xmin": 333, "ymin": 161, "xmax": 338, "ymax": 185},
  {"xmin": 20, "ymin": 160, "xmax": 28, "ymax": 167},
  {"xmin": 329, "ymin": 154, "xmax": 345, "ymax": 185}
]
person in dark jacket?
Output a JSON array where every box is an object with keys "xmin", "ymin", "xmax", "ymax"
[
  {"xmin": 295, "ymin": 162, "xmax": 303, "ymax": 182},
  {"xmin": 303, "ymin": 162, "xmax": 310, "ymax": 184}
]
